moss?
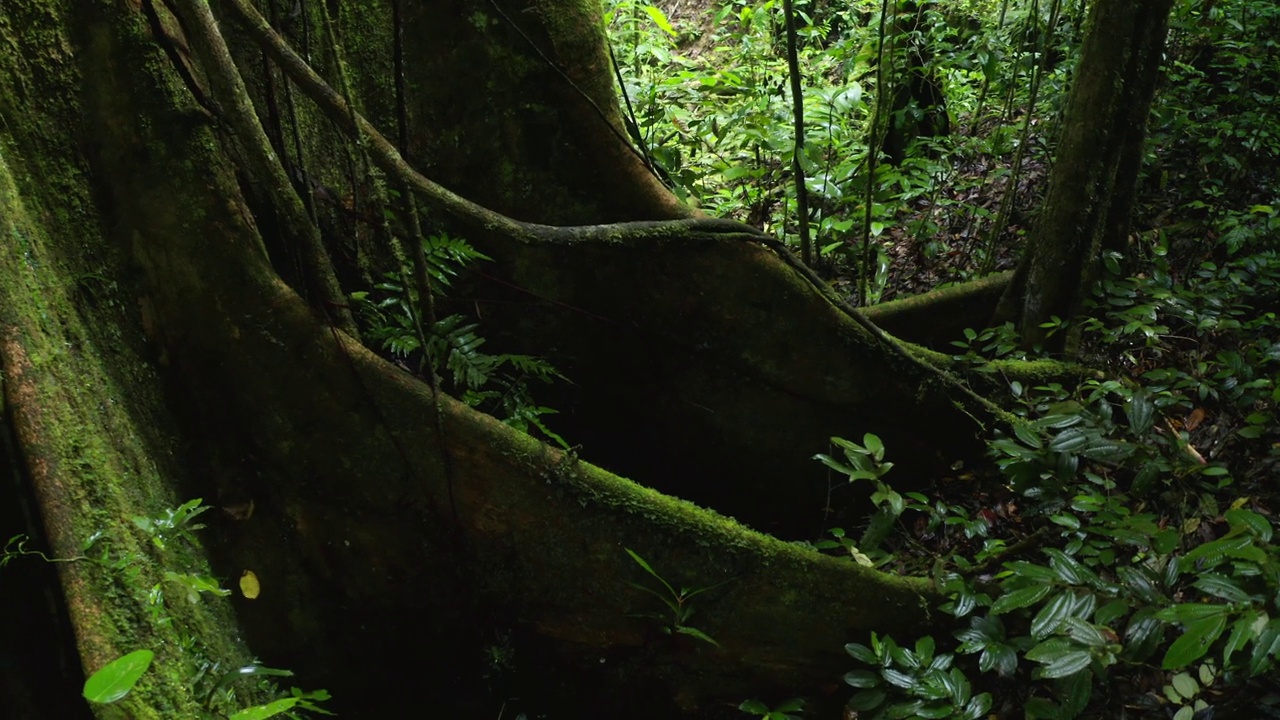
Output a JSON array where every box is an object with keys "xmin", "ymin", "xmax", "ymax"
[
  {"xmin": 0, "ymin": 2, "xmax": 264, "ymax": 717},
  {"xmin": 864, "ymin": 271, "xmax": 1013, "ymax": 349},
  {"xmin": 459, "ymin": 400, "xmax": 933, "ymax": 608}
]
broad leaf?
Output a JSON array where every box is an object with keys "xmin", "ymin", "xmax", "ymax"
[
  {"xmin": 1225, "ymin": 508, "xmax": 1273, "ymax": 542},
  {"xmin": 1031, "ymin": 591, "xmax": 1075, "ymax": 639},
  {"xmin": 848, "ymin": 689, "xmax": 887, "ymax": 711},
  {"xmin": 843, "ymin": 670, "xmax": 881, "ymax": 688},
  {"xmin": 845, "ymin": 642, "xmax": 877, "ymax": 664},
  {"xmin": 83, "ymin": 650, "xmax": 154, "ymax": 704},
  {"xmin": 1162, "ymin": 613, "xmax": 1229, "ymax": 669},
  {"xmin": 641, "ymin": 5, "xmax": 677, "ymax": 35},
  {"xmin": 1124, "ymin": 609, "xmax": 1164, "ymax": 661},
  {"xmin": 991, "ymin": 584, "xmax": 1053, "ymax": 615},
  {"xmin": 229, "ymin": 698, "xmax": 299, "ymax": 720},
  {"xmin": 1193, "ymin": 573, "xmax": 1252, "ymax": 603},
  {"xmin": 1126, "ymin": 391, "xmax": 1155, "ymax": 436},
  {"xmin": 1037, "ymin": 650, "xmax": 1092, "ymax": 679},
  {"xmin": 1223, "ymin": 610, "xmax": 1264, "ymax": 664}
]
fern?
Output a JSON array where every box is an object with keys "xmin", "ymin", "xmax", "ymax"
[
  {"xmin": 422, "ymin": 232, "xmax": 489, "ymax": 289},
  {"xmin": 349, "ymin": 234, "xmax": 567, "ymax": 449}
]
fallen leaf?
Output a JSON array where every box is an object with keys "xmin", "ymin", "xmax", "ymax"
[{"xmin": 239, "ymin": 570, "xmax": 260, "ymax": 600}]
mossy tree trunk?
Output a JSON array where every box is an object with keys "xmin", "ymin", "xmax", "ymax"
[
  {"xmin": 996, "ymin": 0, "xmax": 1174, "ymax": 352},
  {"xmin": 1, "ymin": 0, "xmax": 1064, "ymax": 717}
]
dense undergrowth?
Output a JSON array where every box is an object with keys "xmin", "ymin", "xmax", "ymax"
[{"xmin": 603, "ymin": 0, "xmax": 1280, "ymax": 718}]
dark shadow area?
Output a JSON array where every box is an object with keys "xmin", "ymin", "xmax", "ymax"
[{"xmin": 0, "ymin": 412, "xmax": 93, "ymax": 720}]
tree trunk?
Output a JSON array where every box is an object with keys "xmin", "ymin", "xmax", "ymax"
[
  {"xmin": 996, "ymin": 0, "xmax": 1174, "ymax": 351},
  {"xmin": 0, "ymin": 1, "xmax": 1055, "ymax": 716}
]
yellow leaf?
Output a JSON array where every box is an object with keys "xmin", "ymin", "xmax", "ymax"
[{"xmin": 239, "ymin": 570, "xmax": 260, "ymax": 599}]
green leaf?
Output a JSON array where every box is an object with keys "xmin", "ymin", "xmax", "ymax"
[
  {"xmin": 229, "ymin": 698, "xmax": 300, "ymax": 720},
  {"xmin": 846, "ymin": 642, "xmax": 877, "ymax": 664},
  {"xmin": 913, "ymin": 634, "xmax": 936, "ymax": 664},
  {"xmin": 1065, "ymin": 617, "xmax": 1108, "ymax": 648},
  {"xmin": 990, "ymin": 583, "xmax": 1053, "ymax": 615},
  {"xmin": 886, "ymin": 699, "xmax": 924, "ymax": 719},
  {"xmin": 1043, "ymin": 548, "xmax": 1089, "ymax": 585},
  {"xmin": 1095, "ymin": 598, "xmax": 1130, "ymax": 626},
  {"xmin": 1124, "ymin": 609, "xmax": 1164, "ymax": 661},
  {"xmin": 882, "ymin": 668, "xmax": 917, "ymax": 689},
  {"xmin": 945, "ymin": 667, "xmax": 969, "ymax": 704},
  {"xmin": 624, "ymin": 548, "xmax": 675, "ymax": 596},
  {"xmin": 863, "ymin": 433, "xmax": 885, "ymax": 461},
  {"xmin": 1048, "ymin": 427, "xmax": 1090, "ymax": 453},
  {"xmin": 675, "ymin": 625, "xmax": 721, "ymax": 647},
  {"xmin": 211, "ymin": 664, "xmax": 295, "ymax": 696},
  {"xmin": 1170, "ymin": 671, "xmax": 1199, "ymax": 700},
  {"xmin": 1007, "ymin": 561, "xmax": 1060, "ymax": 581},
  {"xmin": 1057, "ymin": 667, "xmax": 1093, "ymax": 717},
  {"xmin": 1031, "ymin": 591, "xmax": 1075, "ymax": 639},
  {"xmin": 1225, "ymin": 508, "xmax": 1273, "ymax": 542},
  {"xmin": 738, "ymin": 699, "xmax": 770, "ymax": 713},
  {"xmin": 916, "ymin": 703, "xmax": 956, "ymax": 718},
  {"xmin": 1183, "ymin": 535, "xmax": 1255, "ymax": 567},
  {"xmin": 165, "ymin": 571, "xmax": 231, "ymax": 603},
  {"xmin": 83, "ymin": 650, "xmax": 154, "ymax": 704},
  {"xmin": 916, "ymin": 672, "xmax": 950, "ymax": 701},
  {"xmin": 848, "ymin": 688, "xmax": 887, "ymax": 711},
  {"xmin": 1249, "ymin": 621, "xmax": 1280, "ymax": 675},
  {"xmin": 1223, "ymin": 610, "xmax": 1262, "ymax": 664},
  {"xmin": 1024, "ymin": 697, "xmax": 1061, "ymax": 720},
  {"xmin": 1193, "ymin": 573, "xmax": 1252, "ymax": 603},
  {"xmin": 984, "ymin": 644, "xmax": 1018, "ymax": 676},
  {"xmin": 1156, "ymin": 603, "xmax": 1232, "ymax": 624},
  {"xmin": 641, "ymin": 5, "xmax": 677, "ymax": 35},
  {"xmin": 1051, "ymin": 513, "xmax": 1081, "ymax": 530},
  {"xmin": 1036, "ymin": 650, "xmax": 1092, "ymax": 679},
  {"xmin": 844, "ymin": 669, "xmax": 881, "ymax": 688},
  {"xmin": 1162, "ymin": 613, "xmax": 1229, "ymax": 669},
  {"xmin": 963, "ymin": 693, "xmax": 993, "ymax": 720},
  {"xmin": 1153, "ymin": 529, "xmax": 1181, "ymax": 555},
  {"xmin": 1126, "ymin": 391, "xmax": 1155, "ymax": 436},
  {"xmin": 1013, "ymin": 422, "xmax": 1043, "ymax": 449},
  {"xmin": 1025, "ymin": 637, "xmax": 1073, "ymax": 662},
  {"xmin": 814, "ymin": 453, "xmax": 857, "ymax": 477}
]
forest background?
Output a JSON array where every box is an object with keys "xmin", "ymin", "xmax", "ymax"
[{"xmin": 0, "ymin": 0, "xmax": 1277, "ymax": 718}]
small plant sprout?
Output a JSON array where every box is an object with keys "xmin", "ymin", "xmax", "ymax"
[
  {"xmin": 738, "ymin": 697, "xmax": 805, "ymax": 719},
  {"xmin": 815, "ymin": 434, "xmax": 904, "ymax": 553},
  {"xmin": 131, "ymin": 498, "xmax": 210, "ymax": 551},
  {"xmin": 624, "ymin": 547, "xmax": 729, "ymax": 647}
]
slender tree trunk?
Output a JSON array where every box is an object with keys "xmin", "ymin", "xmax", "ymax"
[{"xmin": 996, "ymin": 0, "xmax": 1174, "ymax": 351}]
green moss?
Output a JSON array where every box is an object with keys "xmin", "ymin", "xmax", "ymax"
[
  {"xmin": 464, "ymin": 401, "xmax": 933, "ymax": 601},
  {"xmin": 0, "ymin": 3, "xmax": 262, "ymax": 717}
]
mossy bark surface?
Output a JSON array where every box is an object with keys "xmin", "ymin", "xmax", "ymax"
[
  {"xmin": 0, "ymin": 2, "xmax": 261, "ymax": 717},
  {"xmin": 864, "ymin": 271, "xmax": 1012, "ymax": 349}
]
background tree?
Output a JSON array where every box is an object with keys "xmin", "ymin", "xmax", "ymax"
[{"xmin": 995, "ymin": 0, "xmax": 1175, "ymax": 351}]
